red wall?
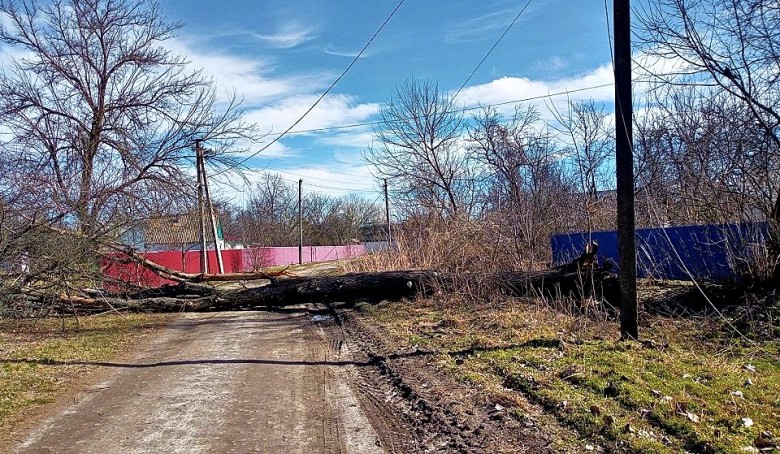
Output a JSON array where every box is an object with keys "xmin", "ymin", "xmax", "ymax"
[{"xmin": 103, "ymin": 246, "xmax": 366, "ymax": 288}]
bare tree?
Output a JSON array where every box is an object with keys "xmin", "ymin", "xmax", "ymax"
[
  {"xmin": 227, "ymin": 173, "xmax": 383, "ymax": 248},
  {"xmin": 468, "ymin": 105, "xmax": 574, "ymax": 268},
  {"xmin": 365, "ymin": 78, "xmax": 479, "ymax": 219},
  {"xmin": 635, "ymin": 87, "xmax": 778, "ymax": 228},
  {"xmin": 551, "ymin": 99, "xmax": 615, "ymax": 237},
  {"xmin": 639, "ymin": 0, "xmax": 780, "ymax": 274},
  {"xmin": 315, "ymin": 194, "xmax": 383, "ymax": 246},
  {"xmin": 0, "ymin": 0, "xmax": 256, "ymax": 239},
  {"xmin": 237, "ymin": 174, "xmax": 298, "ymax": 246}
]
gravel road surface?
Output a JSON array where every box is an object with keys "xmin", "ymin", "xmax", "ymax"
[{"xmin": 13, "ymin": 311, "xmax": 389, "ymax": 454}]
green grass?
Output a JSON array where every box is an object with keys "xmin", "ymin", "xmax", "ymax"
[
  {"xmin": 359, "ymin": 298, "xmax": 780, "ymax": 453},
  {"xmin": 0, "ymin": 314, "xmax": 174, "ymax": 429}
]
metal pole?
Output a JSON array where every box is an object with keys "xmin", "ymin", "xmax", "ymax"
[
  {"xmin": 298, "ymin": 178, "xmax": 303, "ymax": 265},
  {"xmin": 615, "ymin": 0, "xmax": 638, "ymax": 339},
  {"xmin": 195, "ymin": 140, "xmax": 208, "ymax": 274},
  {"xmin": 200, "ymin": 149, "xmax": 224, "ymax": 274},
  {"xmin": 384, "ymin": 178, "xmax": 392, "ymax": 246}
]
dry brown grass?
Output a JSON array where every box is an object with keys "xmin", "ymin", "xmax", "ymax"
[{"xmin": 348, "ymin": 216, "xmax": 551, "ymax": 274}]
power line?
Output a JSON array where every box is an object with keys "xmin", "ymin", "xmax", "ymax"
[
  {"xmin": 452, "ymin": 0, "xmax": 534, "ymax": 102},
  {"xmin": 233, "ymin": 82, "xmax": 614, "ymax": 140},
  {"xmin": 208, "ymin": 80, "xmax": 615, "ymax": 197},
  {"xmin": 227, "ymin": 83, "xmax": 614, "ymax": 178},
  {"xmin": 278, "ymin": 176, "xmax": 379, "ymax": 193},
  {"xmin": 242, "ymin": 163, "xmax": 377, "ymax": 187},
  {"xmin": 213, "ymin": 0, "xmax": 406, "ymax": 177},
  {"xmin": 231, "ymin": 81, "xmax": 615, "ymax": 187}
]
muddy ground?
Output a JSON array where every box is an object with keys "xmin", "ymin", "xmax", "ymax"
[{"xmin": 336, "ymin": 309, "xmax": 570, "ymax": 453}]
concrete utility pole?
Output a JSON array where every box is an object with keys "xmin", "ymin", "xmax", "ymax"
[
  {"xmin": 614, "ymin": 0, "xmax": 639, "ymax": 339},
  {"xmin": 298, "ymin": 178, "xmax": 303, "ymax": 265},
  {"xmin": 383, "ymin": 178, "xmax": 392, "ymax": 246},
  {"xmin": 198, "ymin": 145, "xmax": 224, "ymax": 274},
  {"xmin": 195, "ymin": 140, "xmax": 209, "ymax": 274}
]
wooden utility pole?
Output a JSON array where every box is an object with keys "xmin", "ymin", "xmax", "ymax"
[
  {"xmin": 298, "ymin": 178, "xmax": 303, "ymax": 265},
  {"xmin": 198, "ymin": 145, "xmax": 224, "ymax": 274},
  {"xmin": 383, "ymin": 178, "xmax": 392, "ymax": 246},
  {"xmin": 614, "ymin": 0, "xmax": 638, "ymax": 339},
  {"xmin": 195, "ymin": 140, "xmax": 209, "ymax": 274}
]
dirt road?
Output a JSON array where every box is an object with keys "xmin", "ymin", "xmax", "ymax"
[{"xmin": 12, "ymin": 311, "xmax": 395, "ymax": 453}]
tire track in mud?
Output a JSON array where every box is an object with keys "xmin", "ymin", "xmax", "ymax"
[
  {"xmin": 305, "ymin": 320, "xmax": 344, "ymax": 454},
  {"xmin": 316, "ymin": 313, "xmax": 417, "ymax": 454},
  {"xmin": 337, "ymin": 313, "xmax": 475, "ymax": 453},
  {"xmin": 332, "ymin": 308, "xmax": 557, "ymax": 454}
]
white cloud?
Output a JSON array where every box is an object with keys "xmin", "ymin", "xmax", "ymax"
[
  {"xmin": 227, "ymin": 140, "xmax": 298, "ymax": 159},
  {"xmin": 454, "ymin": 64, "xmax": 615, "ymax": 109},
  {"xmin": 444, "ymin": 8, "xmax": 519, "ymax": 43},
  {"xmin": 317, "ymin": 129, "xmax": 376, "ymax": 149},
  {"xmin": 453, "ymin": 51, "xmax": 687, "ymax": 119},
  {"xmin": 0, "ymin": 44, "xmax": 30, "ymax": 67},
  {"xmin": 633, "ymin": 50, "xmax": 692, "ymax": 84},
  {"xmin": 242, "ymin": 94, "xmax": 379, "ymax": 134},
  {"xmin": 253, "ymin": 23, "xmax": 315, "ymax": 49},
  {"xmin": 296, "ymin": 165, "xmax": 377, "ymax": 193},
  {"xmin": 324, "ymin": 45, "xmax": 372, "ymax": 58},
  {"xmin": 166, "ymin": 38, "xmax": 330, "ymax": 106},
  {"xmin": 331, "ymin": 148, "xmax": 372, "ymax": 168},
  {"xmin": 534, "ymin": 55, "xmax": 568, "ymax": 72},
  {"xmin": 260, "ymin": 141, "xmax": 297, "ymax": 158},
  {"xmin": 218, "ymin": 163, "xmax": 379, "ymax": 200}
]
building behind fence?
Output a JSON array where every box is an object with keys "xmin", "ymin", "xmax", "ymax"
[{"xmin": 550, "ymin": 222, "xmax": 769, "ymax": 282}]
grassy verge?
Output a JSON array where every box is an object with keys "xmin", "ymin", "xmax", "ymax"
[
  {"xmin": 0, "ymin": 313, "xmax": 174, "ymax": 430},
  {"xmin": 357, "ymin": 296, "xmax": 780, "ymax": 453}
]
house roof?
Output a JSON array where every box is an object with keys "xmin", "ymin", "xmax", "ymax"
[{"xmin": 144, "ymin": 212, "xmax": 221, "ymax": 245}]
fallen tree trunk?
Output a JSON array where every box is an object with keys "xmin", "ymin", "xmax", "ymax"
[
  {"xmin": 226, "ymin": 243, "xmax": 613, "ymax": 306},
  {"xmin": 222, "ymin": 270, "xmax": 437, "ymax": 308},
  {"xmin": 43, "ymin": 263, "xmax": 617, "ymax": 314},
  {"xmin": 221, "ymin": 261, "xmax": 618, "ymax": 307}
]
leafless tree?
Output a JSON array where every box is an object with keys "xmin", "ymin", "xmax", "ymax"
[
  {"xmin": 468, "ymin": 105, "xmax": 574, "ymax": 268},
  {"xmin": 638, "ymin": 0, "xmax": 780, "ymax": 273},
  {"xmin": 365, "ymin": 78, "xmax": 479, "ymax": 220},
  {"xmin": 635, "ymin": 88, "xmax": 778, "ymax": 228},
  {"xmin": 314, "ymin": 194, "xmax": 383, "ymax": 246},
  {"xmin": 228, "ymin": 173, "xmax": 382, "ymax": 248},
  {"xmin": 550, "ymin": 99, "xmax": 615, "ymax": 237},
  {"xmin": 235, "ymin": 174, "xmax": 298, "ymax": 246},
  {"xmin": 0, "ymin": 0, "xmax": 257, "ymax": 239}
]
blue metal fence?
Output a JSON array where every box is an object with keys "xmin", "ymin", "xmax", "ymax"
[{"xmin": 550, "ymin": 222, "xmax": 769, "ymax": 282}]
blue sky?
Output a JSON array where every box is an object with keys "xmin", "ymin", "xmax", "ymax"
[{"xmin": 160, "ymin": 0, "xmax": 625, "ymax": 203}]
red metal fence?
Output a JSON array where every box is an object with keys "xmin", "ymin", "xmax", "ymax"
[{"xmin": 103, "ymin": 245, "xmax": 366, "ymax": 288}]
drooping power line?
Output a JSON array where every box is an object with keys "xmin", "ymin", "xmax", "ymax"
[
  {"xmin": 230, "ymin": 82, "xmax": 614, "ymax": 141},
  {"xmin": 451, "ymin": 0, "xmax": 534, "ymax": 102},
  {"xmin": 213, "ymin": 0, "xmax": 406, "ymax": 176}
]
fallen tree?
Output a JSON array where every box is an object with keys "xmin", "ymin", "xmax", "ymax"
[
  {"xmin": 27, "ymin": 247, "xmax": 618, "ymax": 314},
  {"xmin": 6, "ymin": 226, "xmax": 616, "ymax": 314}
]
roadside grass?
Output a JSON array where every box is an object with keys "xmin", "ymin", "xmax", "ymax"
[
  {"xmin": 357, "ymin": 296, "xmax": 780, "ymax": 453},
  {"xmin": 0, "ymin": 314, "xmax": 174, "ymax": 430}
]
